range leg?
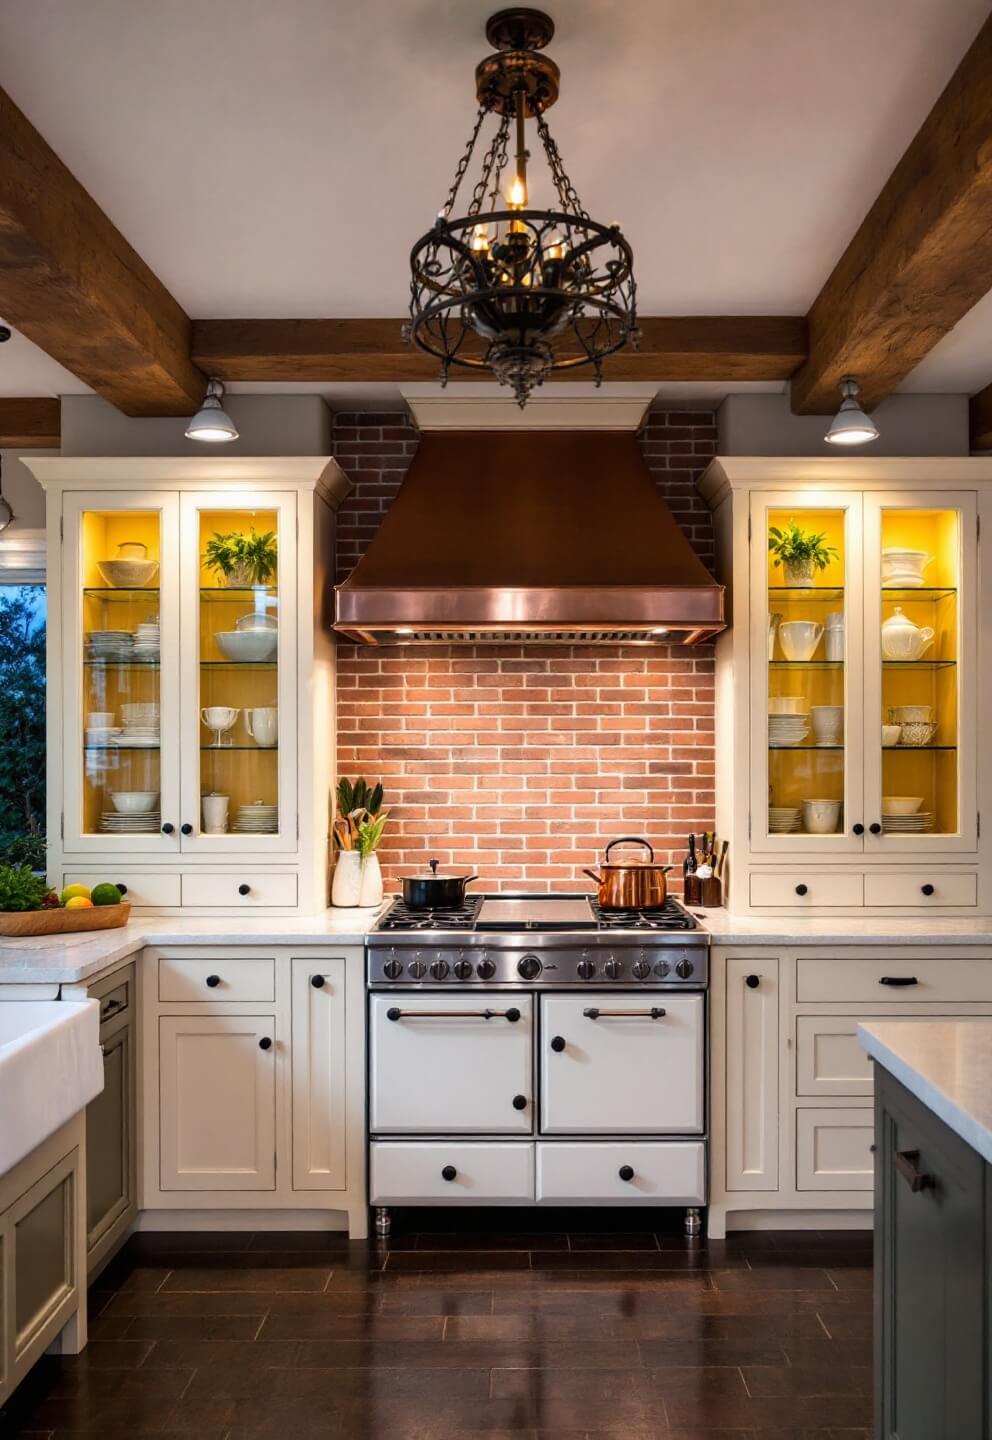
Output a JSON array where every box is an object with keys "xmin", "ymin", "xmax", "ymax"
[
  {"xmin": 374, "ymin": 1206, "xmax": 392, "ymax": 1238},
  {"xmin": 684, "ymin": 1206, "xmax": 702, "ymax": 1237}
]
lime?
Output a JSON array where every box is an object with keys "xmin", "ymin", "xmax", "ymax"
[{"xmin": 91, "ymin": 883, "xmax": 123, "ymax": 907}]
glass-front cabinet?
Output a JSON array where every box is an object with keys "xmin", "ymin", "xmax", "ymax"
[{"xmin": 751, "ymin": 488, "xmax": 977, "ymax": 856}]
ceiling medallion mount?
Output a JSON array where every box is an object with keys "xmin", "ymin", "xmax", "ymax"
[{"xmin": 406, "ymin": 8, "xmax": 637, "ymax": 406}]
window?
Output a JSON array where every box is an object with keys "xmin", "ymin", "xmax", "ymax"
[{"xmin": 0, "ymin": 584, "xmax": 46, "ymax": 868}]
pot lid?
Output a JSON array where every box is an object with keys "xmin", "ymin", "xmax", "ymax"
[{"xmin": 403, "ymin": 859, "xmax": 475, "ymax": 881}]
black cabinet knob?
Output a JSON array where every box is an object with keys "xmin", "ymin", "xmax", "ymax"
[
  {"xmin": 921, "ymin": 883, "xmax": 935, "ymax": 896},
  {"xmin": 258, "ymin": 1036, "xmax": 272, "ymax": 1051},
  {"xmin": 869, "ymin": 822, "xmax": 882, "ymax": 835},
  {"xmin": 512, "ymin": 1094, "xmax": 528, "ymax": 1110},
  {"xmin": 238, "ymin": 883, "xmax": 251, "ymax": 896},
  {"xmin": 161, "ymin": 822, "xmax": 175, "ymax": 835},
  {"xmin": 386, "ymin": 1007, "xmax": 401, "ymax": 1022},
  {"xmin": 205, "ymin": 974, "xmax": 221, "ymax": 989},
  {"xmin": 505, "ymin": 1007, "xmax": 521, "ymax": 1023},
  {"xmin": 852, "ymin": 823, "xmax": 864, "ymax": 836},
  {"xmin": 618, "ymin": 1165, "xmax": 635, "ymax": 1182},
  {"xmin": 116, "ymin": 883, "xmax": 128, "ymax": 896},
  {"xmin": 311, "ymin": 974, "xmax": 326, "ymax": 988},
  {"xmin": 441, "ymin": 1165, "xmax": 457, "ymax": 1182},
  {"xmin": 795, "ymin": 883, "xmax": 808, "ymax": 896},
  {"xmin": 181, "ymin": 823, "xmax": 194, "ymax": 836},
  {"xmin": 745, "ymin": 974, "xmax": 760, "ymax": 989},
  {"xmin": 550, "ymin": 1035, "xmax": 566, "ymax": 1053}
]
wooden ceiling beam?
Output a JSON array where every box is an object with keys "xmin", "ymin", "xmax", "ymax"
[
  {"xmin": 191, "ymin": 315, "xmax": 807, "ymax": 384},
  {"xmin": 0, "ymin": 85, "xmax": 205, "ymax": 416},
  {"xmin": 791, "ymin": 12, "xmax": 992, "ymax": 415},
  {"xmin": 0, "ymin": 397, "xmax": 59, "ymax": 448}
]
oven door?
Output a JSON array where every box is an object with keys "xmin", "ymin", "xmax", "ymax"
[
  {"xmin": 539, "ymin": 992, "xmax": 704, "ymax": 1135},
  {"xmin": 370, "ymin": 992, "xmax": 534, "ymax": 1134}
]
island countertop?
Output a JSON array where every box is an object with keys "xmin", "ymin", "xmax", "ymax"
[{"xmin": 859, "ymin": 1019, "xmax": 992, "ymax": 1166}]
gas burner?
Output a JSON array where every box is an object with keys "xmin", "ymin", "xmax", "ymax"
[
  {"xmin": 590, "ymin": 896, "xmax": 698, "ymax": 932},
  {"xmin": 376, "ymin": 896, "xmax": 482, "ymax": 932}
]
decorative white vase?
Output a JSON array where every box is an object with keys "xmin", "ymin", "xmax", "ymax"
[{"xmin": 331, "ymin": 851, "xmax": 384, "ymax": 908}]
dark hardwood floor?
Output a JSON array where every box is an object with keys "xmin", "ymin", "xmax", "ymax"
[{"xmin": 0, "ymin": 1214, "xmax": 873, "ymax": 1438}]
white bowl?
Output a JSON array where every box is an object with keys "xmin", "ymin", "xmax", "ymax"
[
  {"xmin": 97, "ymin": 559, "xmax": 159, "ymax": 588},
  {"xmin": 215, "ymin": 629, "xmax": 278, "ymax": 662},
  {"xmin": 111, "ymin": 790, "xmax": 160, "ymax": 815},
  {"xmin": 235, "ymin": 611, "xmax": 278, "ymax": 633},
  {"xmin": 881, "ymin": 549, "xmax": 932, "ymax": 587},
  {"xmin": 882, "ymin": 795, "xmax": 924, "ymax": 816},
  {"xmin": 768, "ymin": 696, "xmax": 807, "ymax": 715},
  {"xmin": 889, "ymin": 705, "xmax": 932, "ymax": 724},
  {"xmin": 802, "ymin": 798, "xmax": 841, "ymax": 834},
  {"xmin": 882, "ymin": 724, "xmax": 902, "ymax": 746}
]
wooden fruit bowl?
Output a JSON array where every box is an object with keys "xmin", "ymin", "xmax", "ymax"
[{"xmin": 0, "ymin": 902, "xmax": 131, "ymax": 938}]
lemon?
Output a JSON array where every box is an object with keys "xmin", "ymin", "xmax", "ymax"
[
  {"xmin": 60, "ymin": 883, "xmax": 91, "ymax": 904},
  {"xmin": 64, "ymin": 895, "xmax": 94, "ymax": 910}
]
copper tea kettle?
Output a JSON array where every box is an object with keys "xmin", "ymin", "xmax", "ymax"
[{"xmin": 584, "ymin": 836, "xmax": 672, "ymax": 910}]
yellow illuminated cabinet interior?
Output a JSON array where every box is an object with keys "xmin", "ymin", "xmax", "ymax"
[
  {"xmin": 28, "ymin": 456, "xmax": 350, "ymax": 916},
  {"xmin": 698, "ymin": 458, "xmax": 991, "ymax": 916}
]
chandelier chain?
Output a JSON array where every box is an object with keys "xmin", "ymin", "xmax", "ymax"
[
  {"xmin": 467, "ymin": 114, "xmax": 510, "ymax": 218},
  {"xmin": 486, "ymin": 117, "xmax": 511, "ymax": 214},
  {"xmin": 440, "ymin": 106, "xmax": 490, "ymax": 220},
  {"xmin": 535, "ymin": 112, "xmax": 589, "ymax": 221}
]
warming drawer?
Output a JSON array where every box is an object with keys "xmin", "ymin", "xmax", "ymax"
[
  {"xmin": 370, "ymin": 1142, "xmax": 534, "ymax": 1204},
  {"xmin": 536, "ymin": 1141, "xmax": 705, "ymax": 1204}
]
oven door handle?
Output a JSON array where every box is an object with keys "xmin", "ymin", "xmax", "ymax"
[
  {"xmin": 582, "ymin": 1007, "xmax": 667, "ymax": 1020},
  {"xmin": 385, "ymin": 1007, "xmax": 521, "ymax": 1023}
]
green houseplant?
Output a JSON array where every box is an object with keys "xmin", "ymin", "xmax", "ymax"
[
  {"xmin": 331, "ymin": 777, "xmax": 389, "ymax": 908},
  {"xmin": 768, "ymin": 519, "xmax": 839, "ymax": 586},
  {"xmin": 204, "ymin": 529, "xmax": 278, "ymax": 588}
]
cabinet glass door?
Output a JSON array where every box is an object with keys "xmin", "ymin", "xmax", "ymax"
[
  {"xmin": 750, "ymin": 492, "xmax": 863, "ymax": 854},
  {"xmin": 62, "ymin": 493, "xmax": 180, "ymax": 852},
  {"xmin": 179, "ymin": 492, "xmax": 297, "ymax": 853},
  {"xmin": 864, "ymin": 492, "xmax": 977, "ymax": 853}
]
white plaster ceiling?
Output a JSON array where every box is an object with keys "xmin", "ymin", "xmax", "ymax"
[{"xmin": 0, "ymin": 0, "xmax": 989, "ymax": 398}]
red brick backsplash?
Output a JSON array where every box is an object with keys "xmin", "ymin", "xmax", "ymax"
[{"xmin": 332, "ymin": 408, "xmax": 717, "ymax": 892}]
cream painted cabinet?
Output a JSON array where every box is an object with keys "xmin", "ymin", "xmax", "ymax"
[
  {"xmin": 31, "ymin": 457, "xmax": 350, "ymax": 914},
  {"xmin": 723, "ymin": 956, "xmax": 779, "ymax": 1191},
  {"xmin": 291, "ymin": 956, "xmax": 347, "ymax": 1191},
  {"xmin": 699, "ymin": 459, "xmax": 990, "ymax": 915}
]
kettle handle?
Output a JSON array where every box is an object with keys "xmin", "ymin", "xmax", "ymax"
[
  {"xmin": 604, "ymin": 836, "xmax": 655, "ymax": 861},
  {"xmin": 582, "ymin": 869, "xmax": 603, "ymax": 886}
]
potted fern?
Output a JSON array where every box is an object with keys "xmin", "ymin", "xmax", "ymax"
[
  {"xmin": 768, "ymin": 519, "xmax": 838, "ymax": 587},
  {"xmin": 204, "ymin": 528, "xmax": 278, "ymax": 588},
  {"xmin": 331, "ymin": 777, "xmax": 388, "ymax": 907}
]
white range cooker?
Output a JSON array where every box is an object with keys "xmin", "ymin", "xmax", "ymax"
[{"xmin": 367, "ymin": 892, "xmax": 708, "ymax": 1236}]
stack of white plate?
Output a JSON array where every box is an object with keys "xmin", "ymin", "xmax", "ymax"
[
  {"xmin": 769, "ymin": 806, "xmax": 801, "ymax": 833},
  {"xmin": 132, "ymin": 622, "xmax": 160, "ymax": 662},
  {"xmin": 87, "ymin": 630, "xmax": 134, "ymax": 661},
  {"xmin": 233, "ymin": 802, "xmax": 278, "ymax": 834},
  {"xmin": 881, "ymin": 813, "xmax": 933, "ymax": 833},
  {"xmin": 114, "ymin": 703, "xmax": 160, "ymax": 748},
  {"xmin": 768, "ymin": 713, "xmax": 810, "ymax": 747},
  {"xmin": 99, "ymin": 809, "xmax": 161, "ymax": 834}
]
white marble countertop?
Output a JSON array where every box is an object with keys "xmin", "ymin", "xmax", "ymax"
[
  {"xmin": 698, "ymin": 911, "xmax": 992, "ymax": 946},
  {"xmin": 859, "ymin": 1020, "xmax": 992, "ymax": 1165},
  {"xmin": 0, "ymin": 906, "xmax": 386, "ymax": 985}
]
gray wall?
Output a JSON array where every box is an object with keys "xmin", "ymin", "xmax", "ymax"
[
  {"xmin": 0, "ymin": 449, "xmax": 53, "ymax": 533},
  {"xmin": 60, "ymin": 394, "xmax": 333, "ymax": 457},
  {"xmin": 717, "ymin": 392, "xmax": 970, "ymax": 457}
]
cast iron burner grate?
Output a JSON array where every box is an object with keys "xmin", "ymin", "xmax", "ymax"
[
  {"xmin": 590, "ymin": 897, "xmax": 698, "ymax": 931},
  {"xmin": 377, "ymin": 896, "xmax": 483, "ymax": 931}
]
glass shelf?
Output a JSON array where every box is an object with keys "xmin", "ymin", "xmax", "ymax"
[
  {"xmin": 768, "ymin": 586, "xmax": 844, "ymax": 603},
  {"xmin": 200, "ymin": 587, "xmax": 278, "ymax": 599},
  {"xmin": 200, "ymin": 745, "xmax": 278, "ymax": 753},
  {"xmin": 769, "ymin": 660, "xmax": 842, "ymax": 670},
  {"xmin": 84, "ymin": 745, "xmax": 160, "ymax": 752},
  {"xmin": 880, "ymin": 587, "xmax": 957, "ymax": 601},
  {"xmin": 199, "ymin": 661, "xmax": 278, "ymax": 670},
  {"xmin": 83, "ymin": 588, "xmax": 160, "ymax": 600},
  {"xmin": 882, "ymin": 659, "xmax": 956, "ymax": 670},
  {"xmin": 769, "ymin": 744, "xmax": 958, "ymax": 753},
  {"xmin": 84, "ymin": 659, "xmax": 161, "ymax": 669},
  {"xmin": 768, "ymin": 744, "xmax": 844, "ymax": 751}
]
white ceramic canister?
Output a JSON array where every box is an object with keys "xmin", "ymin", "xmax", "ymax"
[{"xmin": 332, "ymin": 851, "xmax": 384, "ymax": 907}]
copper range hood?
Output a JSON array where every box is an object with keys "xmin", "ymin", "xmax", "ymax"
[{"xmin": 334, "ymin": 430, "xmax": 725, "ymax": 645}]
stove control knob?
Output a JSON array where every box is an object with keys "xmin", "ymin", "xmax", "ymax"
[
  {"xmin": 429, "ymin": 958, "xmax": 450, "ymax": 980},
  {"xmin": 632, "ymin": 959, "xmax": 651, "ymax": 980},
  {"xmin": 653, "ymin": 959, "xmax": 671, "ymax": 978},
  {"xmin": 517, "ymin": 953, "xmax": 542, "ymax": 980},
  {"xmin": 577, "ymin": 958, "xmax": 596, "ymax": 980},
  {"xmin": 453, "ymin": 959, "xmax": 473, "ymax": 980},
  {"xmin": 383, "ymin": 958, "xmax": 403, "ymax": 980},
  {"xmin": 408, "ymin": 959, "xmax": 427, "ymax": 979},
  {"xmin": 476, "ymin": 956, "xmax": 496, "ymax": 980},
  {"xmin": 675, "ymin": 957, "xmax": 695, "ymax": 980},
  {"xmin": 604, "ymin": 957, "xmax": 622, "ymax": 980}
]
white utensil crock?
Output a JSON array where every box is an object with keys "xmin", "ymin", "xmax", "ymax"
[{"xmin": 332, "ymin": 851, "xmax": 383, "ymax": 908}]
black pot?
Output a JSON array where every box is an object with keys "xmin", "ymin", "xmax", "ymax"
[{"xmin": 401, "ymin": 858, "xmax": 479, "ymax": 910}]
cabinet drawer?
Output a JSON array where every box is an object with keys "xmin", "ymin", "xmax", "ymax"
[
  {"xmin": 536, "ymin": 1141, "xmax": 705, "ymax": 1204},
  {"xmin": 370, "ymin": 1142, "xmax": 533, "ymax": 1205},
  {"xmin": 865, "ymin": 872, "xmax": 978, "ymax": 908},
  {"xmin": 797, "ymin": 956, "xmax": 992, "ymax": 1004},
  {"xmin": 749, "ymin": 872, "xmax": 864, "ymax": 908},
  {"xmin": 796, "ymin": 1017, "xmax": 874, "ymax": 1097},
  {"xmin": 158, "ymin": 956, "xmax": 275, "ymax": 1003},
  {"xmin": 63, "ymin": 870, "xmax": 181, "ymax": 908},
  {"xmin": 180, "ymin": 872, "xmax": 298, "ymax": 907},
  {"xmin": 796, "ymin": 1108, "xmax": 874, "ymax": 1191}
]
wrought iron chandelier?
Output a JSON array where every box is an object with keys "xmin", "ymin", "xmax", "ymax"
[{"xmin": 406, "ymin": 8, "xmax": 638, "ymax": 406}]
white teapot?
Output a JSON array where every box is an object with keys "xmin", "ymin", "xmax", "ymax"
[{"xmin": 881, "ymin": 607, "xmax": 935, "ymax": 661}]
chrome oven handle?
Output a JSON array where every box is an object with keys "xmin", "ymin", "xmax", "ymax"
[
  {"xmin": 385, "ymin": 1007, "xmax": 521, "ymax": 1023},
  {"xmin": 582, "ymin": 1007, "xmax": 667, "ymax": 1020}
]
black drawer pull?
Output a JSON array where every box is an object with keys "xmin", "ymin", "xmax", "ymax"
[
  {"xmin": 869, "ymin": 822, "xmax": 882, "ymax": 835},
  {"xmin": 161, "ymin": 822, "xmax": 174, "ymax": 835},
  {"xmin": 205, "ymin": 974, "xmax": 221, "ymax": 989},
  {"xmin": 99, "ymin": 997, "xmax": 127, "ymax": 1022},
  {"xmin": 311, "ymin": 974, "xmax": 326, "ymax": 989},
  {"xmin": 618, "ymin": 1165, "xmax": 635, "ymax": 1182},
  {"xmin": 441, "ymin": 1165, "xmax": 457, "ymax": 1182},
  {"xmin": 116, "ymin": 883, "xmax": 128, "ymax": 896},
  {"xmin": 550, "ymin": 1035, "xmax": 566, "ymax": 1052},
  {"xmin": 852, "ymin": 823, "xmax": 864, "ymax": 836},
  {"xmin": 745, "ymin": 974, "xmax": 760, "ymax": 989},
  {"xmin": 879, "ymin": 976, "xmax": 918, "ymax": 987},
  {"xmin": 921, "ymin": 883, "xmax": 935, "ymax": 896},
  {"xmin": 238, "ymin": 883, "xmax": 251, "ymax": 896},
  {"xmin": 512, "ymin": 1094, "xmax": 527, "ymax": 1110},
  {"xmin": 258, "ymin": 1036, "xmax": 273, "ymax": 1051},
  {"xmin": 895, "ymin": 1149, "xmax": 934, "ymax": 1193},
  {"xmin": 181, "ymin": 823, "xmax": 194, "ymax": 835},
  {"xmin": 386, "ymin": 1007, "xmax": 521, "ymax": 1022},
  {"xmin": 795, "ymin": 883, "xmax": 808, "ymax": 896},
  {"xmin": 582, "ymin": 1007, "xmax": 666, "ymax": 1020}
]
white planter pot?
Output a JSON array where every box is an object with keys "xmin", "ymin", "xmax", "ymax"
[{"xmin": 331, "ymin": 851, "xmax": 383, "ymax": 908}]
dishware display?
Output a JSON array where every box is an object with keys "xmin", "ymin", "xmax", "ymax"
[
  {"xmin": 111, "ymin": 790, "xmax": 159, "ymax": 815},
  {"xmin": 767, "ymin": 612, "xmax": 782, "ymax": 661},
  {"xmin": 881, "ymin": 812, "xmax": 934, "ymax": 833},
  {"xmin": 778, "ymin": 620, "xmax": 823, "ymax": 662},
  {"xmin": 202, "ymin": 793, "xmax": 230, "ymax": 834},
  {"xmin": 112, "ymin": 702, "xmax": 160, "ymax": 748},
  {"xmin": 881, "ymin": 548, "xmax": 933, "ymax": 588},
  {"xmin": 882, "ymin": 724, "xmax": 902, "ymax": 747},
  {"xmin": 235, "ymin": 610, "xmax": 278, "ymax": 633},
  {"xmin": 899, "ymin": 720, "xmax": 937, "ymax": 747},
  {"xmin": 245, "ymin": 707, "xmax": 278, "ymax": 747},
  {"xmin": 86, "ymin": 629, "xmax": 134, "ymax": 661},
  {"xmin": 214, "ymin": 629, "xmax": 278, "ymax": 662},
  {"xmin": 824, "ymin": 616, "xmax": 844, "ymax": 662},
  {"xmin": 86, "ymin": 712, "xmax": 114, "ymax": 730},
  {"xmin": 132, "ymin": 621, "xmax": 160, "ymax": 662},
  {"xmin": 768, "ymin": 713, "xmax": 810, "ymax": 747},
  {"xmin": 233, "ymin": 802, "xmax": 279, "ymax": 834},
  {"xmin": 201, "ymin": 706, "xmax": 239, "ymax": 747},
  {"xmin": 768, "ymin": 806, "xmax": 800, "ymax": 834},
  {"xmin": 889, "ymin": 704, "xmax": 933, "ymax": 724},
  {"xmin": 97, "ymin": 541, "xmax": 160, "ymax": 589},
  {"xmin": 811, "ymin": 705, "xmax": 843, "ymax": 745},
  {"xmin": 99, "ymin": 808, "xmax": 161, "ymax": 835},
  {"xmin": 881, "ymin": 608, "xmax": 934, "ymax": 661},
  {"xmin": 881, "ymin": 796, "xmax": 924, "ymax": 816},
  {"xmin": 802, "ymin": 798, "xmax": 841, "ymax": 834},
  {"xmin": 86, "ymin": 727, "xmax": 121, "ymax": 746}
]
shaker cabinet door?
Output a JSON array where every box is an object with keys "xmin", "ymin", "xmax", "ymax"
[
  {"xmin": 291, "ymin": 956, "xmax": 347, "ymax": 1191},
  {"xmin": 724, "ymin": 957, "xmax": 779, "ymax": 1191}
]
